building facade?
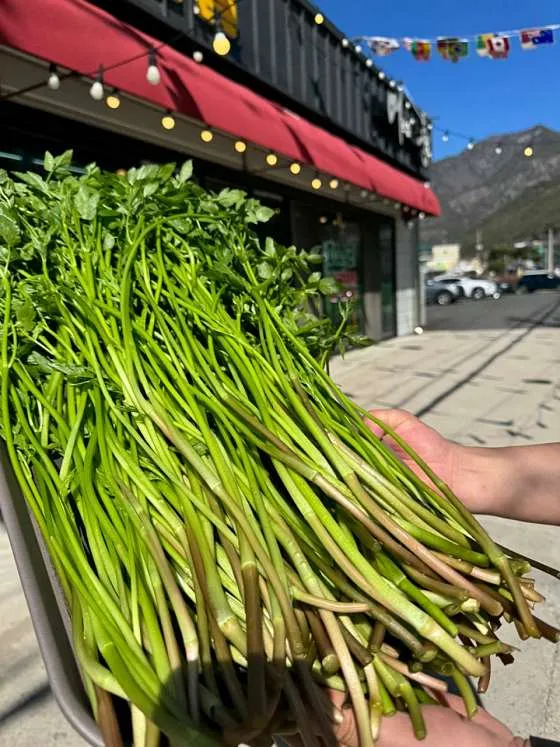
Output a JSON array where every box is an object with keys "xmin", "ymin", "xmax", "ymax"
[{"xmin": 0, "ymin": 0, "xmax": 440, "ymax": 340}]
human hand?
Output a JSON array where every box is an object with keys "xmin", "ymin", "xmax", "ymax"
[
  {"xmin": 366, "ymin": 409, "xmax": 499, "ymax": 515},
  {"xmin": 330, "ymin": 690, "xmax": 527, "ymax": 747},
  {"xmin": 284, "ymin": 691, "xmax": 527, "ymax": 747}
]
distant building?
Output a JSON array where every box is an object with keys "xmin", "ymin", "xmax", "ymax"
[{"xmin": 428, "ymin": 244, "xmax": 461, "ymax": 272}]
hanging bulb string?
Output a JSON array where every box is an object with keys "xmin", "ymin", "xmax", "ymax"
[{"xmin": 0, "ymin": 27, "xmax": 187, "ymax": 102}]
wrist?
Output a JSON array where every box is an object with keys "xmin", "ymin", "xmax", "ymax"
[{"xmin": 451, "ymin": 444, "xmax": 520, "ymax": 517}]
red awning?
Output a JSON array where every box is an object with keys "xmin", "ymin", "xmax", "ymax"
[{"xmin": 0, "ymin": 0, "xmax": 440, "ymax": 215}]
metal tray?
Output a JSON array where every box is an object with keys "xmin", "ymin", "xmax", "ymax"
[{"xmin": 0, "ymin": 448, "xmax": 104, "ymax": 747}]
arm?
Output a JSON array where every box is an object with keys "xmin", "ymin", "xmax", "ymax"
[
  {"xmin": 454, "ymin": 442, "xmax": 560, "ymax": 525},
  {"xmin": 367, "ymin": 409, "xmax": 560, "ymax": 526}
]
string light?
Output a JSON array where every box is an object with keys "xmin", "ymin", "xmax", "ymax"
[
  {"xmin": 161, "ymin": 111, "xmax": 176, "ymax": 130},
  {"xmin": 396, "ymin": 83, "xmax": 404, "ymax": 92},
  {"xmin": 314, "ymin": 12, "xmax": 324, "ymax": 24},
  {"xmin": 311, "ymin": 176, "xmax": 322, "ymax": 190},
  {"xmin": 467, "ymin": 139, "xmax": 475, "ymax": 151},
  {"xmin": 105, "ymin": 89, "xmax": 121, "ymax": 109},
  {"xmin": 90, "ymin": 67, "xmax": 104, "ymax": 101},
  {"xmin": 365, "ymin": 58, "xmax": 373, "ymax": 68},
  {"xmin": 200, "ymin": 128, "xmax": 214, "ymax": 143},
  {"xmin": 442, "ymin": 131, "xmax": 449, "ymax": 142},
  {"xmin": 193, "ymin": 2, "xmax": 200, "ymax": 15},
  {"xmin": 266, "ymin": 152, "xmax": 279, "ymax": 166},
  {"xmin": 329, "ymin": 178, "xmax": 339, "ymax": 189},
  {"xmin": 234, "ymin": 140, "xmax": 247, "ymax": 153},
  {"xmin": 289, "ymin": 162, "xmax": 302, "ymax": 175},
  {"xmin": 47, "ymin": 63, "xmax": 60, "ymax": 91},
  {"xmin": 495, "ymin": 143, "xmax": 503, "ymax": 155},
  {"xmin": 193, "ymin": 50, "xmax": 204, "ymax": 63},
  {"xmin": 378, "ymin": 71, "xmax": 386, "ymax": 80},
  {"xmin": 360, "ymin": 189, "xmax": 368, "ymax": 198},
  {"xmin": 146, "ymin": 49, "xmax": 161, "ymax": 85},
  {"xmin": 524, "ymin": 145, "xmax": 534, "ymax": 158},
  {"xmin": 354, "ymin": 44, "xmax": 363, "ymax": 54},
  {"xmin": 213, "ymin": 31, "xmax": 231, "ymax": 56},
  {"xmin": 341, "ymin": 38, "xmax": 349, "ymax": 48},
  {"xmin": 424, "ymin": 181, "xmax": 431, "ymax": 189},
  {"xmin": 389, "ymin": 80, "xmax": 396, "ymax": 89},
  {"xmin": 419, "ymin": 212, "xmax": 426, "ymax": 220}
]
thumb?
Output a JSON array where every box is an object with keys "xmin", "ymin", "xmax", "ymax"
[{"xmin": 366, "ymin": 408, "xmax": 418, "ymax": 440}]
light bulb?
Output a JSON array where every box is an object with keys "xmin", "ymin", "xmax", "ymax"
[
  {"xmin": 314, "ymin": 13, "xmax": 324, "ymax": 24},
  {"xmin": 341, "ymin": 38, "xmax": 349, "ymax": 48},
  {"xmin": 495, "ymin": 144, "xmax": 502, "ymax": 155},
  {"xmin": 47, "ymin": 64, "xmax": 60, "ymax": 90},
  {"xmin": 193, "ymin": 50, "xmax": 204, "ymax": 63},
  {"xmin": 378, "ymin": 71, "xmax": 386, "ymax": 80},
  {"xmin": 213, "ymin": 31, "xmax": 231, "ymax": 56},
  {"xmin": 404, "ymin": 101, "xmax": 411, "ymax": 110},
  {"xmin": 419, "ymin": 211, "xmax": 426, "ymax": 220},
  {"xmin": 146, "ymin": 64, "xmax": 161, "ymax": 85},
  {"xmin": 424, "ymin": 181, "xmax": 430, "ymax": 189},
  {"xmin": 161, "ymin": 112, "xmax": 176, "ymax": 130},
  {"xmin": 524, "ymin": 146, "xmax": 534, "ymax": 158},
  {"xmin": 90, "ymin": 77, "xmax": 104, "ymax": 101},
  {"xmin": 329, "ymin": 178, "xmax": 339, "ymax": 189},
  {"xmin": 289, "ymin": 162, "xmax": 301, "ymax": 175},
  {"xmin": 394, "ymin": 202, "xmax": 401, "ymax": 208},
  {"xmin": 106, "ymin": 90, "xmax": 121, "ymax": 109},
  {"xmin": 427, "ymin": 123, "xmax": 433, "ymax": 131},
  {"xmin": 467, "ymin": 139, "xmax": 475, "ymax": 151},
  {"xmin": 355, "ymin": 44, "xmax": 362, "ymax": 54},
  {"xmin": 266, "ymin": 152, "xmax": 278, "ymax": 166},
  {"xmin": 200, "ymin": 128, "xmax": 214, "ymax": 143},
  {"xmin": 360, "ymin": 189, "xmax": 368, "ymax": 199},
  {"xmin": 397, "ymin": 83, "xmax": 404, "ymax": 92},
  {"xmin": 442, "ymin": 131, "xmax": 449, "ymax": 143},
  {"xmin": 319, "ymin": 215, "xmax": 328, "ymax": 224},
  {"xmin": 193, "ymin": 3, "xmax": 200, "ymax": 14},
  {"xmin": 389, "ymin": 80, "xmax": 396, "ymax": 89},
  {"xmin": 311, "ymin": 177, "xmax": 322, "ymax": 190},
  {"xmin": 365, "ymin": 58, "xmax": 373, "ymax": 68},
  {"xmin": 234, "ymin": 140, "xmax": 247, "ymax": 153}
]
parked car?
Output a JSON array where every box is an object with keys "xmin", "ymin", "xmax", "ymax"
[
  {"xmin": 425, "ymin": 280, "xmax": 460, "ymax": 306},
  {"xmin": 434, "ymin": 274, "xmax": 499, "ymax": 300},
  {"xmin": 516, "ymin": 271, "xmax": 560, "ymax": 294}
]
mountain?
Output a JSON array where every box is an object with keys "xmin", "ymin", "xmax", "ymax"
[{"xmin": 421, "ymin": 125, "xmax": 560, "ymax": 252}]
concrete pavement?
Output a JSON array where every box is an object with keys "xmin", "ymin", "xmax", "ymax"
[{"xmin": 1, "ymin": 292, "xmax": 559, "ymax": 744}]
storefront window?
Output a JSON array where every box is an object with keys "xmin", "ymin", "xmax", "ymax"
[{"xmin": 321, "ymin": 221, "xmax": 363, "ymax": 335}]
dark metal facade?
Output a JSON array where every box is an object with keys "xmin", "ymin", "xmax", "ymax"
[{"xmin": 92, "ymin": 0, "xmax": 432, "ymax": 178}]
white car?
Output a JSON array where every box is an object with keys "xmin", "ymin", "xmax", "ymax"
[{"xmin": 434, "ymin": 274, "xmax": 499, "ymax": 300}]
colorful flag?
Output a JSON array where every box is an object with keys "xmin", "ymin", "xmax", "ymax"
[
  {"xmin": 476, "ymin": 33, "xmax": 494, "ymax": 57},
  {"xmin": 486, "ymin": 35, "xmax": 510, "ymax": 59},
  {"xmin": 437, "ymin": 38, "xmax": 468, "ymax": 63},
  {"xmin": 367, "ymin": 37, "xmax": 400, "ymax": 56},
  {"xmin": 520, "ymin": 28, "xmax": 555, "ymax": 50},
  {"xmin": 410, "ymin": 40, "xmax": 431, "ymax": 61}
]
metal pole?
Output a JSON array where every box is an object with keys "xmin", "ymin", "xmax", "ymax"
[{"xmin": 547, "ymin": 227, "xmax": 554, "ymax": 273}]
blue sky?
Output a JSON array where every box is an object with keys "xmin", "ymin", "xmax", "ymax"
[{"xmin": 317, "ymin": 0, "xmax": 560, "ymax": 160}]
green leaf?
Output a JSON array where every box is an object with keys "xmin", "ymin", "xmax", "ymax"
[
  {"xmin": 217, "ymin": 189, "xmax": 246, "ymax": 208},
  {"xmin": 263, "ymin": 237, "xmax": 277, "ymax": 259},
  {"xmin": 257, "ymin": 262, "xmax": 273, "ymax": 280},
  {"xmin": 308, "ymin": 272, "xmax": 321, "ymax": 285},
  {"xmin": 0, "ymin": 207, "xmax": 20, "ymax": 247},
  {"xmin": 307, "ymin": 253, "xmax": 323, "ymax": 264},
  {"xmin": 14, "ymin": 171, "xmax": 48, "ymax": 192},
  {"xmin": 280, "ymin": 268, "xmax": 293, "ymax": 282},
  {"xmin": 75, "ymin": 185, "xmax": 99, "ymax": 221},
  {"xmin": 143, "ymin": 182, "xmax": 159, "ymax": 198},
  {"xmin": 103, "ymin": 233, "xmax": 115, "ymax": 251},
  {"xmin": 319, "ymin": 277, "xmax": 339, "ymax": 295},
  {"xmin": 14, "ymin": 297, "xmax": 36, "ymax": 333},
  {"xmin": 44, "ymin": 152, "xmax": 55, "ymax": 173},
  {"xmin": 177, "ymin": 161, "xmax": 193, "ymax": 184}
]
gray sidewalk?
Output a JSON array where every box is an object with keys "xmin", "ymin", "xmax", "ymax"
[{"xmin": 1, "ymin": 294, "xmax": 559, "ymax": 744}]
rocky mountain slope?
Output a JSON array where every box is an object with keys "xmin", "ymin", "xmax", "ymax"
[{"xmin": 422, "ymin": 125, "xmax": 560, "ymax": 251}]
